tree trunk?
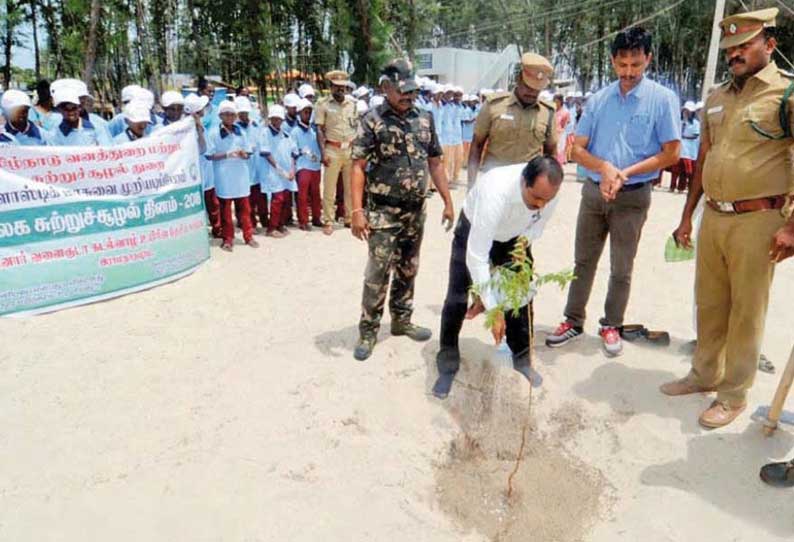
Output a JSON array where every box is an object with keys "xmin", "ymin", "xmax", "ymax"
[
  {"xmin": 83, "ymin": 0, "xmax": 101, "ymax": 89},
  {"xmin": 2, "ymin": 0, "xmax": 18, "ymax": 89},
  {"xmin": 29, "ymin": 0, "xmax": 40, "ymax": 80}
]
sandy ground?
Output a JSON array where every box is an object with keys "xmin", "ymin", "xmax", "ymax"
[{"xmin": 2, "ymin": 165, "xmax": 793, "ymax": 541}]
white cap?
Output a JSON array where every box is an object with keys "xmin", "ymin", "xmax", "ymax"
[
  {"xmin": 683, "ymin": 100, "xmax": 697, "ymax": 112},
  {"xmin": 584, "ymin": 91, "xmax": 594, "ymax": 98},
  {"xmin": 356, "ymin": 100, "xmax": 369, "ymax": 115},
  {"xmin": 184, "ymin": 93, "xmax": 210, "ymax": 114},
  {"xmin": 353, "ymin": 86, "xmax": 369, "ymax": 98},
  {"xmin": 54, "ymin": 88, "xmax": 81, "ymax": 107},
  {"xmin": 218, "ymin": 101, "xmax": 237, "ymax": 115},
  {"xmin": 539, "ymin": 90, "xmax": 554, "ymax": 102},
  {"xmin": 1, "ymin": 89, "xmax": 31, "ymax": 113},
  {"xmin": 268, "ymin": 104, "xmax": 286, "ymax": 119},
  {"xmin": 53, "ymin": 79, "xmax": 92, "ymax": 99},
  {"xmin": 233, "ymin": 96, "xmax": 252, "ymax": 113},
  {"xmin": 298, "ymin": 98, "xmax": 313, "ymax": 110},
  {"xmin": 131, "ymin": 87, "xmax": 155, "ymax": 109},
  {"xmin": 124, "ymin": 101, "xmax": 153, "ymax": 124},
  {"xmin": 121, "ymin": 84, "xmax": 143, "ymax": 103},
  {"xmin": 695, "ymin": 101, "xmax": 704, "ymax": 110},
  {"xmin": 453, "ymin": 85, "xmax": 463, "ymax": 94},
  {"xmin": 370, "ymin": 95, "xmax": 385, "ymax": 108},
  {"xmin": 283, "ymin": 93, "xmax": 301, "ymax": 108},
  {"xmin": 161, "ymin": 90, "xmax": 184, "ymax": 108},
  {"xmin": 298, "ymin": 84, "xmax": 315, "ymax": 98}
]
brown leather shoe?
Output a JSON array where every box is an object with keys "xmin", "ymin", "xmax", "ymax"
[
  {"xmin": 659, "ymin": 378, "xmax": 716, "ymax": 396},
  {"xmin": 698, "ymin": 401, "xmax": 746, "ymax": 429}
]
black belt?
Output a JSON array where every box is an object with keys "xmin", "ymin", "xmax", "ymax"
[
  {"xmin": 588, "ymin": 178, "xmax": 649, "ymax": 192},
  {"xmin": 368, "ymin": 192, "xmax": 425, "ymax": 211}
]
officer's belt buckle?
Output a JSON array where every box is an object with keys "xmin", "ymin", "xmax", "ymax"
[{"xmin": 706, "ymin": 197, "xmax": 736, "ymax": 214}]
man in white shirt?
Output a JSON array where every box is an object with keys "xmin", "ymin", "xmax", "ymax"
[{"xmin": 433, "ymin": 156, "xmax": 563, "ymax": 399}]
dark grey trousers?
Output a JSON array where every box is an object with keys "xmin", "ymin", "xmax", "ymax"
[{"xmin": 564, "ymin": 179, "xmax": 652, "ymax": 328}]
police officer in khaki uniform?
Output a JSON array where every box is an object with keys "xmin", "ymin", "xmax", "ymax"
[
  {"xmin": 662, "ymin": 8, "xmax": 794, "ymax": 428},
  {"xmin": 467, "ymin": 53, "xmax": 558, "ymax": 188},
  {"xmin": 315, "ymin": 70, "xmax": 359, "ymax": 235}
]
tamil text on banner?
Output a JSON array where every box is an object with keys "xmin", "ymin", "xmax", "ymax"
[{"xmin": 0, "ymin": 118, "xmax": 210, "ymax": 316}]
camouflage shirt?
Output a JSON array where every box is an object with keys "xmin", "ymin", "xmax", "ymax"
[{"xmin": 351, "ymin": 102, "xmax": 442, "ymax": 203}]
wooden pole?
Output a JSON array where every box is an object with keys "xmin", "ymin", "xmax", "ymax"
[{"xmin": 764, "ymin": 345, "xmax": 794, "ymax": 436}]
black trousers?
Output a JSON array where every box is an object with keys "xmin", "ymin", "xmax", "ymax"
[{"xmin": 438, "ymin": 212, "xmax": 531, "ymax": 375}]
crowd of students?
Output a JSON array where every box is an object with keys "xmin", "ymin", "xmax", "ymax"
[{"xmin": 0, "ymin": 76, "xmax": 485, "ymax": 251}]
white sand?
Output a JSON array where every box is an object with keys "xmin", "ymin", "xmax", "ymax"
[{"xmin": 1, "ymin": 166, "xmax": 793, "ymax": 541}]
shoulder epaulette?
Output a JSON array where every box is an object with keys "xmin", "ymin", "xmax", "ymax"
[{"xmin": 486, "ymin": 91, "xmax": 511, "ymax": 103}]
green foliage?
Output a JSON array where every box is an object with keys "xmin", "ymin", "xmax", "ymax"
[{"xmin": 470, "ymin": 236, "xmax": 575, "ymax": 330}]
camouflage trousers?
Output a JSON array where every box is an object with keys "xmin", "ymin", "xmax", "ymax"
[{"xmin": 358, "ymin": 204, "xmax": 426, "ymax": 340}]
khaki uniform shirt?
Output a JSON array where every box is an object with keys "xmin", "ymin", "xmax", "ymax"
[
  {"xmin": 315, "ymin": 95, "xmax": 358, "ymax": 145},
  {"xmin": 702, "ymin": 61, "xmax": 794, "ymax": 202},
  {"xmin": 474, "ymin": 91, "xmax": 557, "ymax": 170}
]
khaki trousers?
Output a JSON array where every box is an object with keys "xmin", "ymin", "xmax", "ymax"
[
  {"xmin": 688, "ymin": 206, "xmax": 785, "ymax": 406},
  {"xmin": 443, "ymin": 144, "xmax": 463, "ymax": 183},
  {"xmin": 322, "ymin": 145, "xmax": 352, "ymax": 225}
]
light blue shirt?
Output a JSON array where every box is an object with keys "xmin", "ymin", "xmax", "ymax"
[
  {"xmin": 431, "ymin": 102, "xmax": 446, "ymax": 146},
  {"xmin": 259, "ymin": 124, "xmax": 296, "ymax": 194},
  {"xmin": 28, "ymin": 107, "xmax": 60, "ymax": 131},
  {"xmin": 289, "ymin": 122, "xmax": 322, "ymax": 172},
  {"xmin": 109, "ymin": 111, "xmax": 161, "ymax": 137},
  {"xmin": 46, "ymin": 118, "xmax": 113, "ymax": 146},
  {"xmin": 282, "ymin": 116, "xmax": 299, "ymax": 136},
  {"xmin": 206, "ymin": 124, "xmax": 252, "ymax": 199},
  {"xmin": 236, "ymin": 119, "xmax": 261, "ymax": 185},
  {"xmin": 446, "ymin": 103, "xmax": 464, "ymax": 146},
  {"xmin": 4, "ymin": 122, "xmax": 47, "ymax": 146},
  {"xmin": 680, "ymin": 118, "xmax": 700, "ymax": 161},
  {"xmin": 461, "ymin": 105, "xmax": 477, "ymax": 143},
  {"xmin": 576, "ymin": 77, "xmax": 681, "ymax": 185},
  {"xmin": 112, "ymin": 128, "xmax": 148, "ymax": 145}
]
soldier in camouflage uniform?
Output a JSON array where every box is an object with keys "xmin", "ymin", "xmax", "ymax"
[{"xmin": 349, "ymin": 59, "xmax": 455, "ymax": 361}]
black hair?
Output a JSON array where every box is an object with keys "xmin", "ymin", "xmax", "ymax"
[
  {"xmin": 763, "ymin": 27, "xmax": 778, "ymax": 41},
  {"xmin": 197, "ymin": 77, "xmax": 209, "ymax": 92},
  {"xmin": 610, "ymin": 27, "xmax": 652, "ymax": 57},
  {"xmin": 35, "ymin": 79, "xmax": 51, "ymax": 101},
  {"xmin": 522, "ymin": 155, "xmax": 563, "ymax": 187}
]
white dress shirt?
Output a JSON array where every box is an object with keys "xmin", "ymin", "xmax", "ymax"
[{"xmin": 462, "ymin": 163, "xmax": 559, "ymax": 311}]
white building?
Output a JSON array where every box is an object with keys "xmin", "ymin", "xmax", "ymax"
[{"xmin": 414, "ymin": 45, "xmax": 520, "ymax": 92}]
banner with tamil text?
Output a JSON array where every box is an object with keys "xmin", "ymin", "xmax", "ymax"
[{"xmin": 0, "ymin": 118, "xmax": 209, "ymax": 316}]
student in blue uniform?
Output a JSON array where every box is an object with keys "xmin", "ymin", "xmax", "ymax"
[
  {"xmin": 461, "ymin": 94, "xmax": 478, "ymax": 164},
  {"xmin": 282, "ymin": 93, "xmax": 301, "ymax": 135},
  {"xmin": 289, "ymin": 98, "xmax": 323, "ymax": 230},
  {"xmin": 233, "ymin": 95, "xmax": 267, "ymax": 231},
  {"xmin": 1, "ymin": 90, "xmax": 47, "ymax": 146},
  {"xmin": 107, "ymin": 84, "xmax": 144, "ymax": 137},
  {"xmin": 205, "ymin": 100, "xmax": 258, "ymax": 251},
  {"xmin": 48, "ymin": 79, "xmax": 113, "ymax": 144},
  {"xmin": 185, "ymin": 93, "xmax": 222, "ymax": 239},
  {"xmin": 46, "ymin": 88, "xmax": 112, "ymax": 146},
  {"xmin": 198, "ymin": 79, "xmax": 220, "ymax": 132},
  {"xmin": 259, "ymin": 105, "xmax": 296, "ymax": 238},
  {"xmin": 112, "ymin": 102, "xmax": 152, "ymax": 144},
  {"xmin": 159, "ymin": 91, "xmax": 185, "ymax": 127},
  {"xmin": 28, "ymin": 80, "xmax": 58, "ymax": 131}
]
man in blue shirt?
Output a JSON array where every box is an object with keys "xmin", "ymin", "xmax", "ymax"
[
  {"xmin": 1, "ymin": 90, "xmax": 47, "ymax": 146},
  {"xmin": 546, "ymin": 27, "xmax": 681, "ymax": 356}
]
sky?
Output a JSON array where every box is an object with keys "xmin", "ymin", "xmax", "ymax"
[{"xmin": 12, "ymin": 22, "xmax": 38, "ymax": 71}]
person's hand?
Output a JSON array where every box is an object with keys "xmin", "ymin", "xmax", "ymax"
[
  {"xmin": 442, "ymin": 201, "xmax": 455, "ymax": 232},
  {"xmin": 287, "ymin": 168, "xmax": 296, "ymax": 181},
  {"xmin": 465, "ymin": 297, "xmax": 485, "ymax": 320},
  {"xmin": 599, "ymin": 162, "xmax": 627, "ymax": 201},
  {"xmin": 322, "ymin": 155, "xmax": 331, "ymax": 167},
  {"xmin": 351, "ymin": 211, "xmax": 370, "ymax": 241},
  {"xmin": 490, "ymin": 309, "xmax": 506, "ymax": 345},
  {"xmin": 770, "ymin": 223, "xmax": 794, "ymax": 263},
  {"xmin": 673, "ymin": 217, "xmax": 694, "ymax": 249}
]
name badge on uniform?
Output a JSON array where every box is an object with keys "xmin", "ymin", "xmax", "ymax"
[
  {"xmin": 499, "ymin": 114, "xmax": 515, "ymax": 121},
  {"xmin": 707, "ymin": 106, "xmax": 723, "ymax": 115}
]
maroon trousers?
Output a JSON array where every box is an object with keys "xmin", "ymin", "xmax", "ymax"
[
  {"xmin": 204, "ymin": 188, "xmax": 222, "ymax": 238},
  {"xmin": 268, "ymin": 190, "xmax": 289, "ymax": 232},
  {"xmin": 220, "ymin": 197, "xmax": 254, "ymax": 244},
  {"xmin": 249, "ymin": 184, "xmax": 269, "ymax": 228},
  {"xmin": 296, "ymin": 169, "xmax": 322, "ymax": 226}
]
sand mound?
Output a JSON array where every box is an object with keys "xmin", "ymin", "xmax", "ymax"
[{"xmin": 434, "ymin": 361, "xmax": 607, "ymax": 541}]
